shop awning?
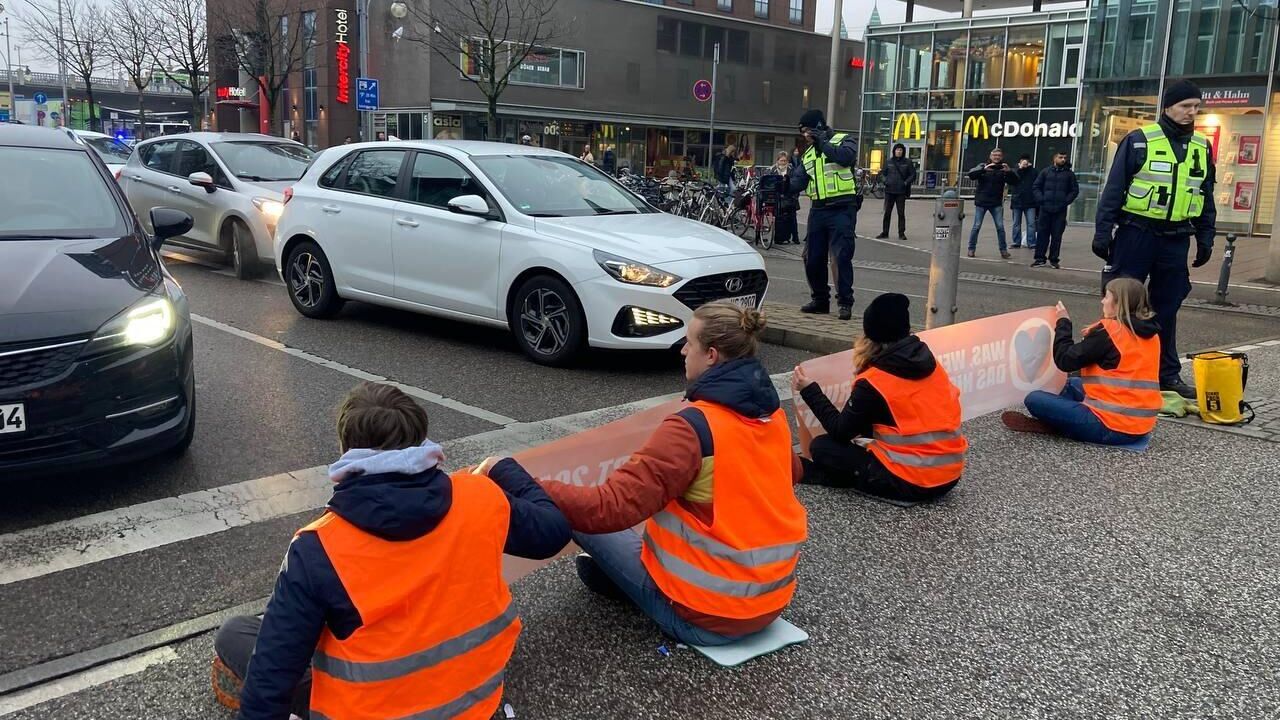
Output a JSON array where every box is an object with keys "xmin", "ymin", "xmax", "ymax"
[{"xmin": 215, "ymin": 99, "xmax": 261, "ymax": 109}]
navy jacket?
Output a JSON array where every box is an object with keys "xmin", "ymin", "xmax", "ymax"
[
  {"xmin": 1033, "ymin": 163, "xmax": 1080, "ymax": 214},
  {"xmin": 881, "ymin": 155, "xmax": 917, "ymax": 196},
  {"xmin": 236, "ymin": 460, "xmax": 569, "ymax": 720},
  {"xmin": 788, "ymin": 130, "xmax": 859, "ymax": 210},
  {"xmin": 967, "ymin": 162, "xmax": 1019, "ymax": 208},
  {"xmin": 1010, "ymin": 166, "xmax": 1040, "ymax": 209},
  {"xmin": 1094, "ymin": 113, "xmax": 1217, "ymax": 247}
]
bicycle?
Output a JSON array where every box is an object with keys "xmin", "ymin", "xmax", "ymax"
[{"xmin": 857, "ymin": 168, "xmax": 885, "ymax": 199}]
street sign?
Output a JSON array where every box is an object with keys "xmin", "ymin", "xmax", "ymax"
[
  {"xmin": 33, "ymin": 92, "xmax": 47, "ymax": 105},
  {"xmin": 693, "ymin": 79, "xmax": 712, "ymax": 102},
  {"xmin": 49, "ymin": 110, "xmax": 60, "ymax": 121},
  {"xmin": 0, "ymin": 111, "xmax": 8, "ymax": 123},
  {"xmin": 356, "ymin": 78, "xmax": 379, "ymax": 111}
]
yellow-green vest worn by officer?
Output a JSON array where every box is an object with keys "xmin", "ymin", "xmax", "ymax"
[
  {"xmin": 1122, "ymin": 123, "xmax": 1211, "ymax": 222},
  {"xmin": 802, "ymin": 133, "xmax": 858, "ymax": 201}
]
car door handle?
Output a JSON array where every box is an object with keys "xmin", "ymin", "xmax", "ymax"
[
  {"xmin": 166, "ymin": 185, "xmax": 182, "ymax": 194},
  {"xmin": 130, "ymin": 174, "xmax": 143, "ymax": 181},
  {"xmin": 396, "ymin": 217, "xmax": 420, "ymax": 228},
  {"xmin": 322, "ymin": 204, "xmax": 342, "ymax": 214}
]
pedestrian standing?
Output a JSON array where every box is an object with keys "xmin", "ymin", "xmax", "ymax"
[
  {"xmin": 790, "ymin": 109, "xmax": 859, "ymax": 320},
  {"xmin": 1093, "ymin": 78, "xmax": 1215, "ymax": 399},
  {"xmin": 1031, "ymin": 151, "xmax": 1079, "ymax": 268},
  {"xmin": 876, "ymin": 142, "xmax": 916, "ymax": 240},
  {"xmin": 713, "ymin": 146, "xmax": 738, "ymax": 192},
  {"xmin": 966, "ymin": 148, "xmax": 1019, "ymax": 259},
  {"xmin": 520, "ymin": 134, "xmax": 533, "ymax": 146},
  {"xmin": 1009, "ymin": 154, "xmax": 1039, "ymax": 250},
  {"xmin": 580, "ymin": 144, "xmax": 595, "ymax": 164},
  {"xmin": 771, "ymin": 151, "xmax": 800, "ymax": 245}
]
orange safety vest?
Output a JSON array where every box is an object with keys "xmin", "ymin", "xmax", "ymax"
[
  {"xmin": 860, "ymin": 364, "xmax": 967, "ymax": 487},
  {"xmin": 640, "ymin": 401, "xmax": 808, "ymax": 621},
  {"xmin": 1080, "ymin": 319, "xmax": 1162, "ymax": 435},
  {"xmin": 304, "ymin": 472, "xmax": 520, "ymax": 720}
]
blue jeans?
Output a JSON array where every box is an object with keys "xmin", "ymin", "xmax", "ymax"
[
  {"xmin": 1011, "ymin": 207, "xmax": 1037, "ymax": 248},
  {"xmin": 968, "ymin": 205, "xmax": 1008, "ymax": 253},
  {"xmin": 572, "ymin": 529, "xmax": 737, "ymax": 646},
  {"xmin": 1024, "ymin": 378, "xmax": 1148, "ymax": 445}
]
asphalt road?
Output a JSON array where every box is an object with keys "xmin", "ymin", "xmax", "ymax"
[{"xmin": 2, "ymin": 236, "xmax": 1278, "ymax": 719}]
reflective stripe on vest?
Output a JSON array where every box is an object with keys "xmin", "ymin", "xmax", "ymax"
[
  {"xmin": 858, "ymin": 363, "xmax": 967, "ymax": 487},
  {"xmin": 306, "ymin": 473, "xmax": 519, "ymax": 720},
  {"xmin": 1079, "ymin": 319, "xmax": 1162, "ymax": 435},
  {"xmin": 1122, "ymin": 124, "xmax": 1210, "ymax": 222},
  {"xmin": 802, "ymin": 133, "xmax": 857, "ymax": 201},
  {"xmin": 640, "ymin": 401, "xmax": 807, "ymax": 621}
]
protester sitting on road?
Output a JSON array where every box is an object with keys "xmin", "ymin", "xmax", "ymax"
[
  {"xmin": 532, "ymin": 301, "xmax": 807, "ymax": 646},
  {"xmin": 1003, "ymin": 278, "xmax": 1162, "ymax": 444},
  {"xmin": 792, "ymin": 293, "xmax": 967, "ymax": 503},
  {"xmin": 212, "ymin": 382, "xmax": 569, "ymax": 720}
]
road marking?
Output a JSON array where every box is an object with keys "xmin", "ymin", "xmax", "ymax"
[
  {"xmin": 0, "ymin": 647, "xmax": 178, "ymax": 717},
  {"xmin": 0, "ymin": 375, "xmax": 794, "ymax": 588},
  {"xmin": 190, "ymin": 313, "xmax": 518, "ymax": 426}
]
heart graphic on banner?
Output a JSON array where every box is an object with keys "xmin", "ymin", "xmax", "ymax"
[{"xmin": 1013, "ymin": 324, "xmax": 1052, "ymax": 385}]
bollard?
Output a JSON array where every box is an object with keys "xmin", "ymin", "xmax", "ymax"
[
  {"xmin": 1213, "ymin": 233, "xmax": 1238, "ymax": 305},
  {"xmin": 926, "ymin": 189, "xmax": 964, "ymax": 329}
]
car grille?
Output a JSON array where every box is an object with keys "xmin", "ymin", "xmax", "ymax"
[
  {"xmin": 673, "ymin": 270, "xmax": 769, "ymax": 311},
  {"xmin": 0, "ymin": 336, "xmax": 89, "ymax": 390},
  {"xmin": 0, "ymin": 431, "xmax": 91, "ymax": 464}
]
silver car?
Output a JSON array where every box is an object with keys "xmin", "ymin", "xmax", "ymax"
[{"xmin": 120, "ymin": 132, "xmax": 314, "ymax": 279}]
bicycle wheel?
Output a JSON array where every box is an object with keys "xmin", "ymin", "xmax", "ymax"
[
  {"xmin": 759, "ymin": 212, "xmax": 775, "ymax": 250},
  {"xmin": 729, "ymin": 208, "xmax": 749, "ymax": 237},
  {"xmin": 873, "ymin": 183, "xmax": 885, "ymax": 200}
]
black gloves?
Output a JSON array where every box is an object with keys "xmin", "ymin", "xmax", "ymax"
[
  {"xmin": 1092, "ymin": 232, "xmax": 1112, "ymax": 261},
  {"xmin": 1192, "ymin": 242, "xmax": 1213, "ymax": 268}
]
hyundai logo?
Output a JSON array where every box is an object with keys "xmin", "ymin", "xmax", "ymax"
[{"xmin": 724, "ymin": 277, "xmax": 744, "ymax": 293}]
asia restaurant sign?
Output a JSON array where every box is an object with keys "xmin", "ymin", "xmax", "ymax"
[
  {"xmin": 1201, "ymin": 86, "xmax": 1266, "ymax": 108},
  {"xmin": 334, "ymin": 8, "xmax": 352, "ymax": 104}
]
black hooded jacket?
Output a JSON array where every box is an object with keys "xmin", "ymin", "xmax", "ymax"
[
  {"xmin": 882, "ymin": 147, "xmax": 917, "ymax": 195},
  {"xmin": 800, "ymin": 336, "xmax": 937, "ymax": 444},
  {"xmin": 1053, "ymin": 315, "xmax": 1162, "ymax": 372}
]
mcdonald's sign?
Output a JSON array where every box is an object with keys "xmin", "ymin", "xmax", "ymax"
[
  {"xmin": 963, "ymin": 114, "xmax": 990, "ymax": 140},
  {"xmin": 892, "ymin": 113, "xmax": 922, "ymax": 141}
]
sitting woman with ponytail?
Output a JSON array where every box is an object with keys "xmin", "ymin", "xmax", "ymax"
[
  {"xmin": 536, "ymin": 301, "xmax": 807, "ymax": 646},
  {"xmin": 792, "ymin": 293, "xmax": 967, "ymax": 503},
  {"xmin": 1003, "ymin": 277, "xmax": 1162, "ymax": 444}
]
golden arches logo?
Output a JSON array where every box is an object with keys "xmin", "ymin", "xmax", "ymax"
[
  {"xmin": 963, "ymin": 115, "xmax": 990, "ymax": 140},
  {"xmin": 892, "ymin": 113, "xmax": 922, "ymax": 141}
]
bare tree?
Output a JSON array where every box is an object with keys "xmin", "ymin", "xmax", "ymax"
[
  {"xmin": 209, "ymin": 0, "xmax": 306, "ymax": 137},
  {"xmin": 151, "ymin": 0, "xmax": 211, "ymax": 130},
  {"xmin": 19, "ymin": 0, "xmax": 109, "ymax": 130},
  {"xmin": 401, "ymin": 0, "xmax": 570, "ymax": 140},
  {"xmin": 106, "ymin": 0, "xmax": 158, "ymax": 139}
]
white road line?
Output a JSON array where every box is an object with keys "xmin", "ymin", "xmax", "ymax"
[
  {"xmin": 1260, "ymin": 339, "xmax": 1280, "ymax": 346},
  {"xmin": 0, "ymin": 647, "xmax": 178, "ymax": 717},
  {"xmin": 190, "ymin": 313, "xmax": 518, "ymax": 426},
  {"xmin": 0, "ymin": 374, "xmax": 794, "ymax": 588}
]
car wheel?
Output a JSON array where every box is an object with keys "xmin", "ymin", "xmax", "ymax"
[
  {"xmin": 285, "ymin": 241, "xmax": 344, "ymax": 318},
  {"xmin": 227, "ymin": 220, "xmax": 259, "ymax": 280},
  {"xmin": 511, "ymin": 275, "xmax": 586, "ymax": 367}
]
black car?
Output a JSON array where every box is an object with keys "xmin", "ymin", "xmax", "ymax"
[{"xmin": 0, "ymin": 125, "xmax": 197, "ymax": 477}]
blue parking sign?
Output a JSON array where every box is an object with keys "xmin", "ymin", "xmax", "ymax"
[{"xmin": 356, "ymin": 78, "xmax": 379, "ymax": 111}]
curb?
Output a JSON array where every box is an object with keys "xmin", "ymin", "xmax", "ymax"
[{"xmin": 761, "ymin": 326, "xmax": 849, "ymax": 355}]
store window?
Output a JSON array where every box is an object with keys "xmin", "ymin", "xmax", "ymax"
[
  {"xmin": 1088, "ymin": 0, "xmax": 1169, "ymax": 80},
  {"xmin": 789, "ymin": 0, "xmax": 803, "ymax": 24},
  {"xmin": 966, "ymin": 29, "xmax": 1004, "ymax": 92},
  {"xmin": 926, "ymin": 112, "xmax": 963, "ymax": 188},
  {"xmin": 501, "ymin": 46, "xmax": 585, "ymax": 90},
  {"xmin": 898, "ymin": 33, "xmax": 931, "ymax": 91},
  {"xmin": 1045, "ymin": 23, "xmax": 1083, "ymax": 87},
  {"xmin": 931, "ymin": 31, "xmax": 967, "ymax": 109},
  {"xmin": 1004, "ymin": 24, "xmax": 1044, "ymax": 88}
]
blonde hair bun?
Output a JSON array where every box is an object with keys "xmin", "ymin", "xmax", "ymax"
[{"xmin": 741, "ymin": 309, "xmax": 767, "ymax": 335}]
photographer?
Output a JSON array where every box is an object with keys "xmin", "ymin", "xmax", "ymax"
[{"xmin": 966, "ymin": 147, "xmax": 1019, "ymax": 259}]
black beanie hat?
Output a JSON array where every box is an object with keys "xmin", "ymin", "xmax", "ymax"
[
  {"xmin": 798, "ymin": 109, "xmax": 826, "ymax": 129},
  {"xmin": 1162, "ymin": 79, "xmax": 1202, "ymax": 109},
  {"xmin": 863, "ymin": 293, "xmax": 911, "ymax": 343}
]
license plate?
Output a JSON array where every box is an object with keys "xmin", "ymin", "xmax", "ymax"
[
  {"xmin": 0, "ymin": 404, "xmax": 26, "ymax": 435},
  {"xmin": 727, "ymin": 294, "xmax": 757, "ymax": 309}
]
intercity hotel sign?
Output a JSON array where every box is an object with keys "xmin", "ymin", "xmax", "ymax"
[
  {"xmin": 893, "ymin": 112, "xmax": 1101, "ymax": 141},
  {"xmin": 335, "ymin": 8, "xmax": 352, "ymax": 104}
]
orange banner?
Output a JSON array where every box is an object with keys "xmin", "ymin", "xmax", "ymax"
[{"xmin": 794, "ymin": 306, "xmax": 1067, "ymax": 455}]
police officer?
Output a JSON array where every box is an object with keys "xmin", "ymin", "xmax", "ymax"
[
  {"xmin": 790, "ymin": 109, "xmax": 859, "ymax": 320},
  {"xmin": 1094, "ymin": 79, "xmax": 1216, "ymax": 399}
]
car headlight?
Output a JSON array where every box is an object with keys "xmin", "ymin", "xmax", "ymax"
[
  {"xmin": 252, "ymin": 196, "xmax": 285, "ymax": 220},
  {"xmin": 81, "ymin": 296, "xmax": 176, "ymax": 357},
  {"xmin": 593, "ymin": 250, "xmax": 682, "ymax": 288}
]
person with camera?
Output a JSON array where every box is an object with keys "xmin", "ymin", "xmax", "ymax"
[
  {"xmin": 966, "ymin": 148, "xmax": 1019, "ymax": 259},
  {"xmin": 876, "ymin": 143, "xmax": 916, "ymax": 241},
  {"xmin": 789, "ymin": 109, "xmax": 860, "ymax": 321},
  {"xmin": 1009, "ymin": 154, "xmax": 1040, "ymax": 251}
]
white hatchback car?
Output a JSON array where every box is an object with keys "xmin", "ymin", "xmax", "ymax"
[
  {"xmin": 61, "ymin": 129, "xmax": 134, "ymax": 177},
  {"xmin": 274, "ymin": 141, "xmax": 767, "ymax": 365}
]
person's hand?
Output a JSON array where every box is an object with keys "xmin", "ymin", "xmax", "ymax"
[
  {"xmin": 1054, "ymin": 301, "xmax": 1070, "ymax": 320},
  {"xmin": 791, "ymin": 365, "xmax": 812, "ymax": 394},
  {"xmin": 1192, "ymin": 242, "xmax": 1213, "ymax": 268},
  {"xmin": 1092, "ymin": 232, "xmax": 1113, "ymax": 261},
  {"xmin": 473, "ymin": 456, "xmax": 502, "ymax": 476}
]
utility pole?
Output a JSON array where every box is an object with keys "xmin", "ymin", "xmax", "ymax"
[
  {"xmin": 708, "ymin": 42, "xmax": 718, "ymax": 174},
  {"xmin": 825, "ymin": 0, "xmax": 842, "ymax": 123},
  {"xmin": 3, "ymin": 16, "xmax": 14, "ymax": 122},
  {"xmin": 56, "ymin": 0, "xmax": 67, "ymax": 126}
]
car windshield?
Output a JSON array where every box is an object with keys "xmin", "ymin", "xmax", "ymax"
[
  {"xmin": 471, "ymin": 155, "xmax": 651, "ymax": 217},
  {"xmin": 0, "ymin": 147, "xmax": 128, "ymax": 239},
  {"xmin": 211, "ymin": 141, "xmax": 314, "ymax": 181},
  {"xmin": 83, "ymin": 135, "xmax": 133, "ymax": 164}
]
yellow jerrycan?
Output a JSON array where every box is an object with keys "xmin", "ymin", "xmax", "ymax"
[{"xmin": 1187, "ymin": 351, "xmax": 1254, "ymax": 425}]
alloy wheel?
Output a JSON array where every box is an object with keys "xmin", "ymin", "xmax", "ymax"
[
  {"xmin": 519, "ymin": 288, "xmax": 571, "ymax": 356},
  {"xmin": 289, "ymin": 252, "xmax": 325, "ymax": 309}
]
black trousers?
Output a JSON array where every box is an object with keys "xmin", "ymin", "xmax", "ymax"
[
  {"xmin": 775, "ymin": 208, "xmax": 799, "ymax": 244},
  {"xmin": 1035, "ymin": 209, "xmax": 1069, "ymax": 263},
  {"xmin": 215, "ymin": 615, "xmax": 312, "ymax": 718},
  {"xmin": 882, "ymin": 193, "xmax": 908, "ymax": 236},
  {"xmin": 804, "ymin": 435, "xmax": 958, "ymax": 502}
]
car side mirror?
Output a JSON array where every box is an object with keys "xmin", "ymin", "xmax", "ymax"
[
  {"xmin": 150, "ymin": 207, "xmax": 193, "ymax": 250},
  {"xmin": 188, "ymin": 171, "xmax": 216, "ymax": 193},
  {"xmin": 447, "ymin": 194, "xmax": 494, "ymax": 218}
]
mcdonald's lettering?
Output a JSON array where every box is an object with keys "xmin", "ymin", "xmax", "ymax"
[
  {"xmin": 962, "ymin": 115, "xmax": 1101, "ymax": 139},
  {"xmin": 892, "ymin": 113, "xmax": 922, "ymax": 140}
]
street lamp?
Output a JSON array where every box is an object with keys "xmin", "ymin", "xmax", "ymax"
[{"xmin": 0, "ymin": 5, "xmax": 14, "ymax": 123}]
